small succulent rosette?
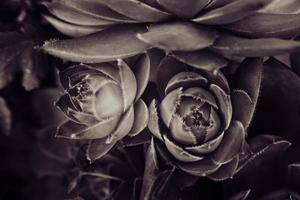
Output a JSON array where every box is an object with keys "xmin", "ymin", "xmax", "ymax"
[
  {"xmin": 41, "ymin": 0, "xmax": 300, "ymax": 64},
  {"xmin": 55, "ymin": 54, "xmax": 150, "ymax": 162},
  {"xmin": 148, "ymin": 56, "xmax": 263, "ymax": 180}
]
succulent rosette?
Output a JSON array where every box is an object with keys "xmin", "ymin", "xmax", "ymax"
[
  {"xmin": 40, "ymin": 0, "xmax": 300, "ymax": 64},
  {"xmin": 147, "ymin": 56, "xmax": 263, "ymax": 180},
  {"xmin": 55, "ymin": 54, "xmax": 150, "ymax": 162}
]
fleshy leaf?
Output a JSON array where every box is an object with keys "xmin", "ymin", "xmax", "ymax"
[
  {"xmin": 185, "ymin": 132, "xmax": 224, "ymax": 154},
  {"xmin": 56, "ymin": 94, "xmax": 98, "ymax": 125},
  {"xmin": 159, "ymin": 87, "xmax": 182, "ymax": 128},
  {"xmin": 139, "ymin": 139, "xmax": 160, "ymax": 200},
  {"xmin": 156, "ymin": 56, "xmax": 189, "ymax": 97},
  {"xmin": 232, "ymin": 58, "xmax": 263, "ymax": 129},
  {"xmin": 104, "ymin": 105, "xmax": 135, "ymax": 144},
  {"xmin": 56, "ymin": 117, "xmax": 119, "ymax": 140},
  {"xmin": 43, "ymin": 14, "xmax": 106, "ymax": 37},
  {"xmin": 211, "ymin": 34, "xmax": 300, "ymax": 57},
  {"xmin": 224, "ymin": 13, "xmax": 300, "ymax": 38},
  {"xmin": 98, "ymin": 0, "xmax": 172, "ymax": 22},
  {"xmin": 259, "ymin": 190, "xmax": 300, "ymax": 200},
  {"xmin": 163, "ymin": 135, "xmax": 204, "ymax": 162},
  {"xmin": 0, "ymin": 97, "xmax": 11, "ymax": 136},
  {"xmin": 43, "ymin": 1, "xmax": 117, "ymax": 26},
  {"xmin": 210, "ymin": 84, "xmax": 232, "ymax": 129},
  {"xmin": 290, "ymin": 48, "xmax": 300, "ymax": 75},
  {"xmin": 131, "ymin": 54, "xmax": 151, "ymax": 101},
  {"xmin": 171, "ymin": 50, "xmax": 228, "ymax": 71},
  {"xmin": 193, "ymin": 0, "xmax": 272, "ymax": 25},
  {"xmin": 42, "ymin": 24, "xmax": 150, "ymax": 63},
  {"xmin": 204, "ymin": 0, "xmax": 238, "ymax": 10},
  {"xmin": 259, "ymin": 0, "xmax": 300, "ymax": 14},
  {"xmin": 182, "ymin": 86, "xmax": 218, "ymax": 109},
  {"xmin": 288, "ymin": 163, "xmax": 300, "ymax": 189},
  {"xmin": 211, "ymin": 121, "xmax": 245, "ymax": 165},
  {"xmin": 229, "ymin": 190, "xmax": 251, "ymax": 200},
  {"xmin": 165, "ymin": 72, "xmax": 208, "ymax": 95},
  {"xmin": 156, "ymin": 0, "xmax": 210, "ymax": 18},
  {"xmin": 170, "ymin": 114, "xmax": 198, "ymax": 146},
  {"xmin": 150, "ymin": 168, "xmax": 176, "ymax": 199},
  {"xmin": 122, "ymin": 130, "xmax": 151, "ymax": 146},
  {"xmin": 148, "ymin": 99, "xmax": 164, "ymax": 141},
  {"xmin": 137, "ymin": 22, "xmax": 218, "ymax": 52},
  {"xmin": 177, "ymin": 158, "xmax": 221, "ymax": 176},
  {"xmin": 117, "ymin": 59, "xmax": 137, "ymax": 112},
  {"xmin": 54, "ymin": 0, "xmax": 137, "ymax": 23},
  {"xmin": 207, "ymin": 156, "xmax": 239, "ymax": 181},
  {"xmin": 86, "ymin": 137, "xmax": 116, "ymax": 162},
  {"xmin": 236, "ymin": 135, "xmax": 291, "ymax": 174},
  {"xmin": 129, "ymin": 99, "xmax": 149, "ymax": 136}
]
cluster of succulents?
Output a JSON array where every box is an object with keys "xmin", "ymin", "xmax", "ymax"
[{"xmin": 2, "ymin": 0, "xmax": 300, "ymax": 199}]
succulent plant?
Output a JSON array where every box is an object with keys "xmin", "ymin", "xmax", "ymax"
[
  {"xmin": 55, "ymin": 54, "xmax": 150, "ymax": 162},
  {"xmin": 40, "ymin": 0, "xmax": 300, "ymax": 63},
  {"xmin": 147, "ymin": 55, "xmax": 263, "ymax": 180}
]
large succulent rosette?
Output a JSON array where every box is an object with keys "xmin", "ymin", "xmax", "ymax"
[
  {"xmin": 147, "ymin": 56, "xmax": 263, "ymax": 180},
  {"xmin": 40, "ymin": 0, "xmax": 300, "ymax": 63},
  {"xmin": 55, "ymin": 55, "xmax": 150, "ymax": 162}
]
